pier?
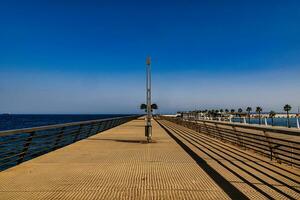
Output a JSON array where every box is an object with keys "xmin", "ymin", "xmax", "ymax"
[{"xmin": 0, "ymin": 117, "xmax": 299, "ymax": 199}]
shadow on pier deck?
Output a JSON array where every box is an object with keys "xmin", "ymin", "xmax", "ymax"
[{"xmin": 0, "ymin": 118, "xmax": 299, "ymax": 199}]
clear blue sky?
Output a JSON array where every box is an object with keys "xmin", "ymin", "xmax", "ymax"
[{"xmin": 0, "ymin": 1, "xmax": 299, "ymax": 114}]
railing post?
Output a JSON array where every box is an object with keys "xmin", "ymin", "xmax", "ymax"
[
  {"xmin": 232, "ymin": 126, "xmax": 244, "ymax": 148},
  {"xmin": 262, "ymin": 130, "xmax": 279, "ymax": 162},
  {"xmin": 199, "ymin": 122, "xmax": 204, "ymax": 133},
  {"xmin": 196, "ymin": 121, "xmax": 201, "ymax": 133},
  {"xmin": 102, "ymin": 120, "xmax": 110, "ymax": 131},
  {"xmin": 117, "ymin": 119, "xmax": 122, "ymax": 126},
  {"xmin": 73, "ymin": 125, "xmax": 83, "ymax": 143},
  {"xmin": 53, "ymin": 127, "xmax": 65, "ymax": 150},
  {"xmin": 203, "ymin": 122, "xmax": 210, "ymax": 136},
  {"xmin": 96, "ymin": 122, "xmax": 103, "ymax": 133},
  {"xmin": 106, "ymin": 120, "xmax": 113, "ymax": 130},
  {"xmin": 215, "ymin": 123, "xmax": 223, "ymax": 141},
  {"xmin": 290, "ymin": 142, "xmax": 294, "ymax": 167},
  {"xmin": 18, "ymin": 131, "xmax": 35, "ymax": 164},
  {"xmin": 211, "ymin": 123, "xmax": 218, "ymax": 139},
  {"xmin": 87, "ymin": 123, "xmax": 95, "ymax": 137},
  {"xmin": 111, "ymin": 119, "xmax": 117, "ymax": 128}
]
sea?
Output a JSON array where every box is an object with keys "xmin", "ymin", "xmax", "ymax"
[
  {"xmin": 232, "ymin": 117, "xmax": 299, "ymax": 128},
  {"xmin": 0, "ymin": 114, "xmax": 130, "ymax": 131}
]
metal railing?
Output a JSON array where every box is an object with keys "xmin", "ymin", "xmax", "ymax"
[
  {"xmin": 0, "ymin": 115, "xmax": 139, "ymax": 171},
  {"xmin": 161, "ymin": 116, "xmax": 300, "ymax": 168}
]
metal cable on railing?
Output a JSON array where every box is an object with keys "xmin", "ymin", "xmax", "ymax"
[
  {"xmin": 161, "ymin": 116, "xmax": 300, "ymax": 168},
  {"xmin": 0, "ymin": 115, "xmax": 140, "ymax": 171}
]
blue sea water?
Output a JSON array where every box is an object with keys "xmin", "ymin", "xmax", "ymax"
[
  {"xmin": 232, "ymin": 117, "xmax": 299, "ymax": 128},
  {"xmin": 0, "ymin": 114, "xmax": 129, "ymax": 131}
]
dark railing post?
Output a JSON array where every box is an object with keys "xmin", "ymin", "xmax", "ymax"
[
  {"xmin": 210, "ymin": 123, "xmax": 217, "ymax": 139},
  {"xmin": 199, "ymin": 122, "xmax": 203, "ymax": 133},
  {"xmin": 87, "ymin": 123, "xmax": 94, "ymax": 137},
  {"xmin": 53, "ymin": 127, "xmax": 65, "ymax": 150},
  {"xmin": 117, "ymin": 119, "xmax": 122, "ymax": 126},
  {"xmin": 109, "ymin": 120, "xmax": 114, "ymax": 129},
  {"xmin": 111, "ymin": 120, "xmax": 116, "ymax": 128},
  {"xmin": 18, "ymin": 131, "xmax": 35, "ymax": 164},
  {"xmin": 203, "ymin": 122, "xmax": 210, "ymax": 136},
  {"xmin": 262, "ymin": 130, "xmax": 277, "ymax": 161},
  {"xmin": 215, "ymin": 123, "xmax": 223, "ymax": 141},
  {"xmin": 102, "ymin": 120, "xmax": 108, "ymax": 131},
  {"xmin": 233, "ymin": 126, "xmax": 244, "ymax": 148},
  {"xmin": 116, "ymin": 119, "xmax": 121, "ymax": 126},
  {"xmin": 105, "ymin": 120, "xmax": 112, "ymax": 130},
  {"xmin": 73, "ymin": 125, "xmax": 83, "ymax": 143},
  {"xmin": 290, "ymin": 142, "xmax": 294, "ymax": 167},
  {"xmin": 97, "ymin": 122, "xmax": 104, "ymax": 133}
]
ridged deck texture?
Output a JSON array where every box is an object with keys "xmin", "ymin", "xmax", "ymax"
[
  {"xmin": 158, "ymin": 119, "xmax": 300, "ymax": 200},
  {"xmin": 0, "ymin": 119, "xmax": 230, "ymax": 200}
]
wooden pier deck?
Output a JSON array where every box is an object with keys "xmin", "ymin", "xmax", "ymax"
[{"xmin": 0, "ymin": 118, "xmax": 299, "ymax": 199}]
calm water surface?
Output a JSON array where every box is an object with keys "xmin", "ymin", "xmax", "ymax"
[{"xmin": 232, "ymin": 117, "xmax": 299, "ymax": 128}]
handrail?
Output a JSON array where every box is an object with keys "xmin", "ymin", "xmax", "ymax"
[
  {"xmin": 0, "ymin": 115, "xmax": 140, "ymax": 171},
  {"xmin": 161, "ymin": 116, "xmax": 300, "ymax": 168},
  {"xmin": 191, "ymin": 119, "xmax": 300, "ymax": 136},
  {"xmin": 0, "ymin": 115, "xmax": 136, "ymax": 136}
]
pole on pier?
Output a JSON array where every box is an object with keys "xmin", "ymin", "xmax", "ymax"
[
  {"xmin": 145, "ymin": 56, "xmax": 152, "ymax": 142},
  {"xmin": 297, "ymin": 106, "xmax": 300, "ymax": 129}
]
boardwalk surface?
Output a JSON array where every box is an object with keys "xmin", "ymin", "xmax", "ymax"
[
  {"xmin": 0, "ymin": 119, "xmax": 230, "ymax": 200},
  {"xmin": 0, "ymin": 118, "xmax": 299, "ymax": 199}
]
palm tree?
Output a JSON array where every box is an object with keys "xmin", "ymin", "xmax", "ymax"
[
  {"xmin": 256, "ymin": 107, "xmax": 262, "ymax": 125},
  {"xmin": 140, "ymin": 104, "xmax": 147, "ymax": 112},
  {"xmin": 230, "ymin": 109, "xmax": 235, "ymax": 113},
  {"xmin": 284, "ymin": 104, "xmax": 292, "ymax": 128},
  {"xmin": 151, "ymin": 103, "xmax": 158, "ymax": 116},
  {"xmin": 220, "ymin": 109, "xmax": 224, "ymax": 113},
  {"xmin": 238, "ymin": 108, "xmax": 243, "ymax": 123},
  {"xmin": 151, "ymin": 103, "xmax": 158, "ymax": 110},
  {"xmin": 246, "ymin": 107, "xmax": 252, "ymax": 124},
  {"xmin": 214, "ymin": 110, "xmax": 220, "ymax": 119},
  {"xmin": 269, "ymin": 111, "xmax": 276, "ymax": 126},
  {"xmin": 225, "ymin": 109, "xmax": 229, "ymax": 113}
]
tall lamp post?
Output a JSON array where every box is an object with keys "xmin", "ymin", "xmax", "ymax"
[{"xmin": 145, "ymin": 56, "xmax": 152, "ymax": 142}]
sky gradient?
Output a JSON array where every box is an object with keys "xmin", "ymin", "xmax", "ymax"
[{"xmin": 0, "ymin": 1, "xmax": 300, "ymax": 114}]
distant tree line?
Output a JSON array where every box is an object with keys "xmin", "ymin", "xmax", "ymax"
[{"xmin": 179, "ymin": 104, "xmax": 294, "ymax": 128}]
